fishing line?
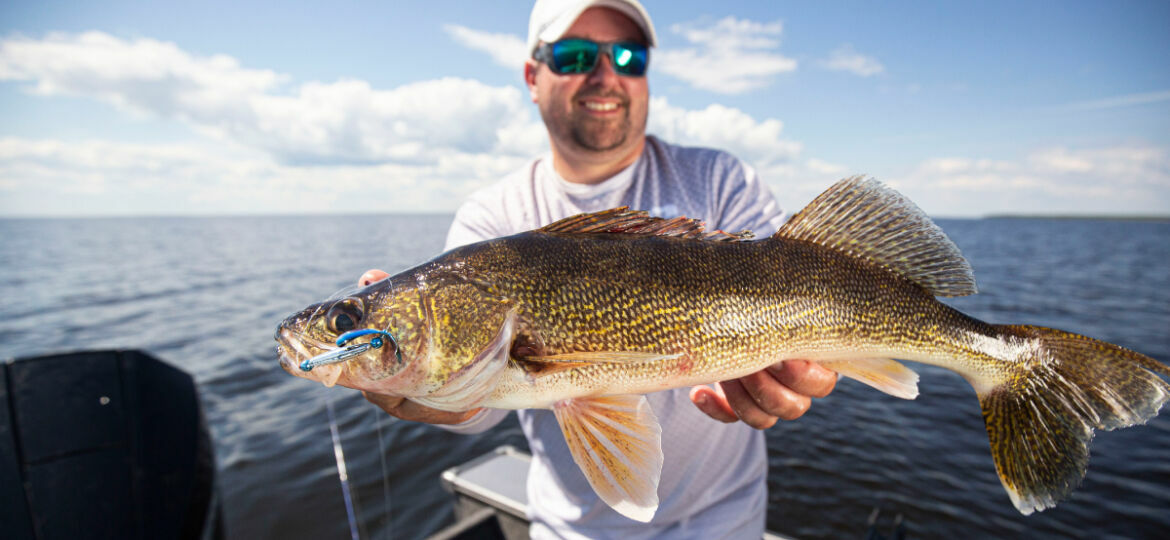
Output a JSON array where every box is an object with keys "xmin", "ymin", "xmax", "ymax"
[
  {"xmin": 326, "ymin": 394, "xmax": 362, "ymax": 540},
  {"xmin": 325, "ymin": 283, "xmax": 363, "ymax": 302},
  {"xmin": 372, "ymin": 405, "xmax": 393, "ymax": 539}
]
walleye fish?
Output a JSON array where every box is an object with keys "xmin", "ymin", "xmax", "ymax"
[{"xmin": 276, "ymin": 176, "xmax": 1169, "ymax": 522}]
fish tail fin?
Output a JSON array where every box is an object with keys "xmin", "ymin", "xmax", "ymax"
[{"xmin": 979, "ymin": 324, "xmax": 1170, "ymax": 515}]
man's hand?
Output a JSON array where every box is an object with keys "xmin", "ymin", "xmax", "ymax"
[
  {"xmin": 358, "ymin": 269, "xmax": 390, "ymax": 287},
  {"xmin": 362, "ymin": 391, "xmax": 483, "ymax": 425},
  {"xmin": 689, "ymin": 360, "xmax": 837, "ymax": 429},
  {"xmin": 357, "ymin": 268, "xmax": 482, "ymax": 425}
]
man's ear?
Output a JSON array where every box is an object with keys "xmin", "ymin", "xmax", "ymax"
[{"xmin": 524, "ymin": 60, "xmax": 539, "ymax": 104}]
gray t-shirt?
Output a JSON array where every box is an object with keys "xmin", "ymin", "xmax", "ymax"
[{"xmin": 443, "ymin": 135, "xmax": 785, "ymax": 539}]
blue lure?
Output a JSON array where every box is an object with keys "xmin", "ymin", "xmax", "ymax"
[{"xmin": 299, "ymin": 329, "xmax": 400, "ymax": 372}]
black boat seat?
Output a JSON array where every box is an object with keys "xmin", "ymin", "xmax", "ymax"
[{"xmin": 1, "ymin": 350, "xmax": 221, "ymax": 540}]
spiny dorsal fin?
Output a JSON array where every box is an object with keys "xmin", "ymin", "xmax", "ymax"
[
  {"xmin": 775, "ymin": 176, "xmax": 977, "ymax": 297},
  {"xmin": 539, "ymin": 207, "xmax": 754, "ymax": 242}
]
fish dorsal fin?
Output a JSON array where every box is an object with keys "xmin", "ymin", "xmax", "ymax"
[
  {"xmin": 774, "ymin": 176, "xmax": 977, "ymax": 297},
  {"xmin": 539, "ymin": 207, "xmax": 754, "ymax": 242},
  {"xmin": 553, "ymin": 394, "xmax": 663, "ymax": 522}
]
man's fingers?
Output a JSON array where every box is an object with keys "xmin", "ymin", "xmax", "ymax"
[
  {"xmin": 363, "ymin": 391, "xmax": 405, "ymax": 413},
  {"xmin": 738, "ymin": 369, "xmax": 810, "ymax": 422},
  {"xmin": 767, "ymin": 360, "xmax": 837, "ymax": 399},
  {"xmin": 362, "ymin": 391, "xmax": 480, "ymax": 425},
  {"xmin": 689, "ymin": 385, "xmax": 738, "ymax": 423},
  {"xmin": 359, "ymin": 269, "xmax": 390, "ymax": 287},
  {"xmin": 392, "ymin": 400, "xmax": 480, "ymax": 424},
  {"xmin": 719, "ymin": 378, "xmax": 779, "ymax": 429}
]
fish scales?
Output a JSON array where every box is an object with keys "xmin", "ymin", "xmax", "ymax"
[
  {"xmin": 454, "ymin": 231, "xmax": 994, "ymax": 400},
  {"xmin": 277, "ymin": 176, "xmax": 1170, "ymax": 522}
]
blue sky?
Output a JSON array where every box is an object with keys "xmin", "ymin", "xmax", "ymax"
[{"xmin": 2, "ymin": 0, "xmax": 1168, "ymax": 217}]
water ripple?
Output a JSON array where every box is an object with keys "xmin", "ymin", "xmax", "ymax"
[{"xmin": 2, "ymin": 216, "xmax": 1167, "ymax": 539}]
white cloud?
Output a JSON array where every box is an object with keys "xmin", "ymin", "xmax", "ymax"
[
  {"xmin": 891, "ymin": 146, "xmax": 1170, "ymax": 216},
  {"xmin": 441, "ymin": 17, "xmax": 797, "ymax": 94},
  {"xmin": 0, "ymin": 30, "xmax": 552, "ymax": 215},
  {"xmin": 5, "ymin": 32, "xmax": 1165, "ymax": 219},
  {"xmin": 646, "ymin": 97, "xmax": 859, "ymax": 212},
  {"xmin": 443, "ymin": 24, "xmax": 529, "ymax": 71},
  {"xmin": 655, "ymin": 17, "xmax": 797, "ymax": 94},
  {"xmin": 0, "ymin": 32, "xmax": 545, "ymax": 166},
  {"xmin": 648, "ymin": 97, "xmax": 801, "ymax": 167},
  {"xmin": 0, "ymin": 31, "xmax": 284, "ymax": 118},
  {"xmin": 0, "ymin": 137, "xmax": 531, "ymax": 216},
  {"xmin": 821, "ymin": 44, "xmax": 884, "ymax": 77}
]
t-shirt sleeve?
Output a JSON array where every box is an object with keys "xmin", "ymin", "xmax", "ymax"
[{"xmin": 445, "ymin": 198, "xmax": 507, "ymax": 251}]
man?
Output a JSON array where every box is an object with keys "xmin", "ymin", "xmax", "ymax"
[{"xmin": 361, "ymin": 1, "xmax": 837, "ymax": 537}]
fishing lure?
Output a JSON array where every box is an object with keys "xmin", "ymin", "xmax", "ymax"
[{"xmin": 299, "ymin": 329, "xmax": 399, "ymax": 372}]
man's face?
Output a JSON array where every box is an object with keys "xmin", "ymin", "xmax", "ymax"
[{"xmin": 527, "ymin": 7, "xmax": 650, "ymax": 157}]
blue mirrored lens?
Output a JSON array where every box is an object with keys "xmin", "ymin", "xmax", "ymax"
[
  {"xmin": 612, "ymin": 42, "xmax": 647, "ymax": 76},
  {"xmin": 548, "ymin": 40, "xmax": 648, "ymax": 76},
  {"xmin": 551, "ymin": 40, "xmax": 599, "ymax": 74}
]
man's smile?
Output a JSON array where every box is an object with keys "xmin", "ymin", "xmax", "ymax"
[{"xmin": 580, "ymin": 98, "xmax": 623, "ymax": 113}]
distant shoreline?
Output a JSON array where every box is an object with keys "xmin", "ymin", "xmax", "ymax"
[{"xmin": 981, "ymin": 214, "xmax": 1170, "ymax": 222}]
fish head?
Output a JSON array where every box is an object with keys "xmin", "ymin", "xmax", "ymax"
[{"xmin": 275, "ymin": 274, "xmax": 432, "ymax": 393}]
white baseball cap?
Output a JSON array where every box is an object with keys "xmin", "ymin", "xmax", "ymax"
[{"xmin": 527, "ymin": 0, "xmax": 658, "ymax": 57}]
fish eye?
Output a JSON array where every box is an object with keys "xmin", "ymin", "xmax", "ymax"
[{"xmin": 325, "ymin": 298, "xmax": 364, "ymax": 334}]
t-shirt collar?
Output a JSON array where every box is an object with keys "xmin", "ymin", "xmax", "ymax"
[{"xmin": 542, "ymin": 151, "xmax": 642, "ymax": 199}]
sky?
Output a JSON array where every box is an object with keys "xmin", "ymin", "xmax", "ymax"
[{"xmin": 1, "ymin": 0, "xmax": 1168, "ymax": 218}]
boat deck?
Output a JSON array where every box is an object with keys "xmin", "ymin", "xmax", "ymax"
[{"xmin": 432, "ymin": 445, "xmax": 795, "ymax": 540}]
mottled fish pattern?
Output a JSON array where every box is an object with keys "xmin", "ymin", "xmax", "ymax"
[{"xmin": 277, "ymin": 176, "xmax": 1169, "ymax": 522}]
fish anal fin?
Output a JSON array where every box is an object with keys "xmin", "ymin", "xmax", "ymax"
[
  {"xmin": 538, "ymin": 207, "xmax": 752, "ymax": 242},
  {"xmin": 553, "ymin": 394, "xmax": 663, "ymax": 522},
  {"xmin": 818, "ymin": 358, "xmax": 919, "ymax": 400},
  {"xmin": 774, "ymin": 176, "xmax": 977, "ymax": 297}
]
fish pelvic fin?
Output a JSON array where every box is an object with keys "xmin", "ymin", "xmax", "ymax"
[
  {"xmin": 979, "ymin": 324, "xmax": 1170, "ymax": 515},
  {"xmin": 774, "ymin": 176, "xmax": 977, "ymax": 297},
  {"xmin": 553, "ymin": 394, "xmax": 663, "ymax": 522},
  {"xmin": 818, "ymin": 358, "xmax": 919, "ymax": 400}
]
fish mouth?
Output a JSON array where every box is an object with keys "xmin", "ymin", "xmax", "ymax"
[{"xmin": 276, "ymin": 327, "xmax": 346, "ymax": 387}]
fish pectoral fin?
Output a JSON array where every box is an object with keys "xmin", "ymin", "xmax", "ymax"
[
  {"xmin": 818, "ymin": 358, "xmax": 919, "ymax": 400},
  {"xmin": 531, "ymin": 351, "xmax": 681, "ymax": 364},
  {"xmin": 553, "ymin": 394, "xmax": 663, "ymax": 522}
]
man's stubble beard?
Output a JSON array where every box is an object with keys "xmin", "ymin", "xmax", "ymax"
[
  {"xmin": 542, "ymin": 94, "xmax": 647, "ymax": 154},
  {"xmin": 571, "ymin": 112, "xmax": 631, "ymax": 152}
]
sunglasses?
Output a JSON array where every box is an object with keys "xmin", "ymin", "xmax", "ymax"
[{"xmin": 534, "ymin": 39, "xmax": 649, "ymax": 77}]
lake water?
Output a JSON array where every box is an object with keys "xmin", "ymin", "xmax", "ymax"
[{"xmin": 2, "ymin": 215, "xmax": 1168, "ymax": 539}]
